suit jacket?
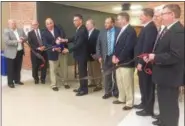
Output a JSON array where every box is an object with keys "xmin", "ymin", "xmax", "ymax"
[
  {"xmin": 68, "ymin": 25, "xmax": 88, "ymax": 61},
  {"xmin": 87, "ymin": 29, "xmax": 100, "ymax": 61},
  {"xmin": 96, "ymin": 27, "xmax": 120, "ymax": 61},
  {"xmin": 28, "ymin": 29, "xmax": 47, "ymax": 65},
  {"xmin": 134, "ymin": 21, "xmax": 158, "ymax": 67},
  {"xmin": 3, "ymin": 28, "xmax": 27, "ymax": 59},
  {"xmin": 152, "ymin": 22, "xmax": 184, "ymax": 87},
  {"xmin": 114, "ymin": 25, "xmax": 137, "ymax": 67},
  {"xmin": 28, "ymin": 29, "xmax": 44, "ymax": 51},
  {"xmin": 42, "ymin": 25, "xmax": 66, "ymax": 61}
]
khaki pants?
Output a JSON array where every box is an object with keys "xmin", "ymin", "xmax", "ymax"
[
  {"xmin": 57, "ymin": 54, "xmax": 68, "ymax": 85},
  {"xmin": 116, "ymin": 67, "xmax": 134, "ymax": 107},
  {"xmin": 49, "ymin": 54, "xmax": 68, "ymax": 88},
  {"xmin": 88, "ymin": 60, "xmax": 102, "ymax": 86},
  {"xmin": 49, "ymin": 60, "xmax": 59, "ymax": 88}
]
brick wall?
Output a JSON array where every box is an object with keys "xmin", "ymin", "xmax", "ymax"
[
  {"xmin": 147, "ymin": 2, "xmax": 184, "ymax": 25},
  {"xmin": 9, "ymin": 2, "xmax": 37, "ymax": 69}
]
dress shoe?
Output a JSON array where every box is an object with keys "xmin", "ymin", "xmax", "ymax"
[
  {"xmin": 152, "ymin": 114, "xmax": 160, "ymax": 119},
  {"xmin": 93, "ymin": 87, "xmax": 102, "ymax": 92},
  {"xmin": 123, "ymin": 106, "xmax": 133, "ymax": 110},
  {"xmin": 113, "ymin": 100, "xmax": 125, "ymax": 104},
  {"xmin": 8, "ymin": 84, "xmax": 15, "ymax": 88},
  {"xmin": 136, "ymin": 110, "xmax": 153, "ymax": 116},
  {"xmin": 102, "ymin": 93, "xmax": 112, "ymax": 99},
  {"xmin": 41, "ymin": 80, "xmax": 45, "ymax": 84},
  {"xmin": 64, "ymin": 85, "xmax": 70, "ymax": 89},
  {"xmin": 35, "ymin": 80, "xmax": 39, "ymax": 84},
  {"xmin": 152, "ymin": 119, "xmax": 162, "ymax": 125},
  {"xmin": 76, "ymin": 91, "xmax": 88, "ymax": 96},
  {"xmin": 15, "ymin": 81, "xmax": 24, "ymax": 85},
  {"xmin": 134, "ymin": 103, "xmax": 144, "ymax": 109},
  {"xmin": 73, "ymin": 88, "xmax": 80, "ymax": 92},
  {"xmin": 52, "ymin": 87, "xmax": 59, "ymax": 91}
]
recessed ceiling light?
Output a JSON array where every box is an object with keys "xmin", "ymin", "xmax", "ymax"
[
  {"xmin": 131, "ymin": 10, "xmax": 142, "ymax": 15},
  {"xmin": 130, "ymin": 5, "xmax": 142, "ymax": 10},
  {"xmin": 112, "ymin": 6, "xmax": 122, "ymax": 11}
]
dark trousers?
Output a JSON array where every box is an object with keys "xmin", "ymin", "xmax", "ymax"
[
  {"xmin": 157, "ymin": 85, "xmax": 179, "ymax": 126},
  {"xmin": 78, "ymin": 59, "xmax": 88, "ymax": 92},
  {"xmin": 31, "ymin": 51, "xmax": 47, "ymax": 81},
  {"xmin": 102, "ymin": 55, "xmax": 118, "ymax": 95},
  {"xmin": 7, "ymin": 50, "xmax": 23, "ymax": 84},
  {"xmin": 138, "ymin": 71, "xmax": 155, "ymax": 113}
]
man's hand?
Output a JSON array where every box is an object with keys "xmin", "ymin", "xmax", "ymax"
[
  {"xmin": 53, "ymin": 47, "xmax": 61, "ymax": 52},
  {"xmin": 38, "ymin": 46, "xmax": 45, "ymax": 51},
  {"xmin": 143, "ymin": 56, "xmax": 149, "ymax": 63},
  {"xmin": 112, "ymin": 55, "xmax": 119, "ymax": 64},
  {"xmin": 137, "ymin": 63, "xmax": 143, "ymax": 71},
  {"xmin": 62, "ymin": 48, "xmax": 69, "ymax": 54},
  {"xmin": 56, "ymin": 38, "xmax": 61, "ymax": 45},
  {"xmin": 59, "ymin": 38, "xmax": 68, "ymax": 43},
  {"xmin": 19, "ymin": 37, "xmax": 26, "ymax": 43},
  {"xmin": 98, "ymin": 57, "xmax": 102, "ymax": 64},
  {"xmin": 148, "ymin": 54, "xmax": 155, "ymax": 62},
  {"xmin": 91, "ymin": 54, "xmax": 97, "ymax": 60}
]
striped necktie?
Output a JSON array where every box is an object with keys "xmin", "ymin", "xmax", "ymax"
[
  {"xmin": 36, "ymin": 29, "xmax": 42, "ymax": 46},
  {"xmin": 107, "ymin": 30, "xmax": 112, "ymax": 55}
]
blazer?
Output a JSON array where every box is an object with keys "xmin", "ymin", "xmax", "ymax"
[
  {"xmin": 3, "ymin": 28, "xmax": 27, "ymax": 59},
  {"xmin": 134, "ymin": 21, "xmax": 158, "ymax": 67},
  {"xmin": 96, "ymin": 26, "xmax": 120, "ymax": 61},
  {"xmin": 28, "ymin": 29, "xmax": 44, "ymax": 51},
  {"xmin": 68, "ymin": 25, "xmax": 89, "ymax": 61},
  {"xmin": 28, "ymin": 29, "xmax": 47, "ymax": 63},
  {"xmin": 152, "ymin": 22, "xmax": 184, "ymax": 87},
  {"xmin": 42, "ymin": 25, "xmax": 66, "ymax": 61},
  {"xmin": 87, "ymin": 29, "xmax": 100, "ymax": 61},
  {"xmin": 114, "ymin": 25, "xmax": 137, "ymax": 67}
]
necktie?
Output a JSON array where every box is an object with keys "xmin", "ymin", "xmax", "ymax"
[
  {"xmin": 107, "ymin": 30, "xmax": 112, "ymax": 55},
  {"xmin": 153, "ymin": 27, "xmax": 167, "ymax": 52},
  {"xmin": 36, "ymin": 29, "xmax": 42, "ymax": 45}
]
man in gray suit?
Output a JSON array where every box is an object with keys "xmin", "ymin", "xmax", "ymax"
[
  {"xmin": 4, "ymin": 19, "xmax": 27, "ymax": 88},
  {"xmin": 96, "ymin": 17, "xmax": 120, "ymax": 99}
]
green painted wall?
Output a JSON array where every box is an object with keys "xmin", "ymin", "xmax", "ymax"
[{"xmin": 37, "ymin": 2, "xmax": 116, "ymax": 65}]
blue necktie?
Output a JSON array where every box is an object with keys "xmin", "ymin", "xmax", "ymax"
[{"xmin": 107, "ymin": 30, "xmax": 112, "ymax": 55}]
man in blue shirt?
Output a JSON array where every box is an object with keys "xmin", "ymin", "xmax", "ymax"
[{"xmin": 96, "ymin": 17, "xmax": 120, "ymax": 99}]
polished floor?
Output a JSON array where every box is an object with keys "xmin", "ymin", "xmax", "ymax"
[{"xmin": 1, "ymin": 69, "xmax": 184, "ymax": 126}]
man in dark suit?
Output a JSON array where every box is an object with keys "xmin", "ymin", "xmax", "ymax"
[
  {"xmin": 96, "ymin": 17, "xmax": 120, "ymax": 99},
  {"xmin": 61, "ymin": 14, "xmax": 89, "ymax": 96},
  {"xmin": 85, "ymin": 19, "xmax": 102, "ymax": 92},
  {"xmin": 112, "ymin": 12, "xmax": 137, "ymax": 110},
  {"xmin": 134, "ymin": 8, "xmax": 158, "ymax": 116},
  {"xmin": 42, "ymin": 18, "xmax": 67, "ymax": 91},
  {"xmin": 144, "ymin": 4, "xmax": 184, "ymax": 126},
  {"xmin": 28, "ymin": 20, "xmax": 47, "ymax": 84}
]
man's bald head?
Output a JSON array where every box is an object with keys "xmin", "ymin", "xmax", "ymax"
[
  {"xmin": 8, "ymin": 19, "xmax": 17, "ymax": 30},
  {"xmin": 45, "ymin": 18, "xmax": 54, "ymax": 30},
  {"xmin": 31, "ymin": 20, "xmax": 39, "ymax": 30}
]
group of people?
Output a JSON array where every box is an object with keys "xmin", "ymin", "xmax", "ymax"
[{"xmin": 3, "ymin": 3, "xmax": 184, "ymax": 126}]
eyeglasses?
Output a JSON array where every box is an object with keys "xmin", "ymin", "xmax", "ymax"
[{"xmin": 161, "ymin": 11, "xmax": 172, "ymax": 16}]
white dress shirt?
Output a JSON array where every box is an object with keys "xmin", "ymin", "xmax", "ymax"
[
  {"xmin": 34, "ymin": 29, "xmax": 41, "ymax": 38},
  {"xmin": 88, "ymin": 28, "xmax": 94, "ymax": 38},
  {"xmin": 13, "ymin": 29, "xmax": 23, "ymax": 51},
  {"xmin": 50, "ymin": 29, "xmax": 55, "ymax": 37},
  {"xmin": 116, "ymin": 24, "xmax": 129, "ymax": 43}
]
